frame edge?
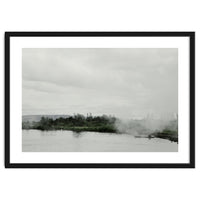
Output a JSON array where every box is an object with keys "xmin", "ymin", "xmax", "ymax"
[{"xmin": 5, "ymin": 31, "xmax": 195, "ymax": 168}]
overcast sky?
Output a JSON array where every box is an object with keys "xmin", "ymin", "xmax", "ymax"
[{"xmin": 22, "ymin": 48, "xmax": 178, "ymax": 119}]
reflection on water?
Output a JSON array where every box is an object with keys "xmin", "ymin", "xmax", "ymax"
[
  {"xmin": 22, "ymin": 129, "xmax": 178, "ymax": 152},
  {"xmin": 41, "ymin": 131, "xmax": 57, "ymax": 136},
  {"xmin": 72, "ymin": 131, "xmax": 83, "ymax": 138}
]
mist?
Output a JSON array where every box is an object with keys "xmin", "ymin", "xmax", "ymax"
[{"xmin": 115, "ymin": 115, "xmax": 178, "ymax": 136}]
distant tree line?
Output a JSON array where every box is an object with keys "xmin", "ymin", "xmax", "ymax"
[
  {"xmin": 22, "ymin": 114, "xmax": 178, "ymax": 142},
  {"xmin": 22, "ymin": 114, "xmax": 118, "ymax": 133}
]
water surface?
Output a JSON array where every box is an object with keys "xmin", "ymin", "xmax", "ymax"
[{"xmin": 22, "ymin": 130, "xmax": 178, "ymax": 152}]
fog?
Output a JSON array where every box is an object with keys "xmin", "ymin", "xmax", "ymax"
[
  {"xmin": 115, "ymin": 117, "xmax": 178, "ymax": 136},
  {"xmin": 22, "ymin": 48, "xmax": 178, "ymax": 119}
]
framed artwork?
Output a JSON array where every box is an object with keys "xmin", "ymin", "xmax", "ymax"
[{"xmin": 5, "ymin": 32, "xmax": 195, "ymax": 168}]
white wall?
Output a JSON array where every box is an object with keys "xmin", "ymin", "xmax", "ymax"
[{"xmin": 0, "ymin": 1, "xmax": 199, "ymax": 200}]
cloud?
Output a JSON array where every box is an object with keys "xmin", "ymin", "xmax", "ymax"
[{"xmin": 22, "ymin": 48, "xmax": 178, "ymax": 118}]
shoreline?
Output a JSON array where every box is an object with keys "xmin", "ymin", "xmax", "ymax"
[{"xmin": 23, "ymin": 128, "xmax": 178, "ymax": 143}]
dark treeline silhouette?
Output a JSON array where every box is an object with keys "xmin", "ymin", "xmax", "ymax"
[
  {"xmin": 22, "ymin": 114, "xmax": 178, "ymax": 142},
  {"xmin": 22, "ymin": 114, "xmax": 118, "ymax": 133}
]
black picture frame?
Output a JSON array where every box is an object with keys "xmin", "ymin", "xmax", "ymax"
[{"xmin": 5, "ymin": 32, "xmax": 195, "ymax": 168}]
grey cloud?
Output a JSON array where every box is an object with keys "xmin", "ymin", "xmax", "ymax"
[{"xmin": 22, "ymin": 48, "xmax": 178, "ymax": 119}]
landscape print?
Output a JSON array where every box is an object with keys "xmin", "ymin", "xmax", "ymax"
[{"xmin": 22, "ymin": 48, "xmax": 178, "ymax": 152}]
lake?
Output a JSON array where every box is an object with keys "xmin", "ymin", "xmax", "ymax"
[{"xmin": 22, "ymin": 129, "xmax": 178, "ymax": 152}]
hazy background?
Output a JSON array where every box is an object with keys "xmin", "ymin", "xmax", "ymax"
[{"xmin": 22, "ymin": 48, "xmax": 178, "ymax": 119}]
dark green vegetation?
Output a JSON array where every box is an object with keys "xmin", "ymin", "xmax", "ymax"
[
  {"xmin": 151, "ymin": 120, "xmax": 178, "ymax": 143},
  {"xmin": 22, "ymin": 114, "xmax": 178, "ymax": 142},
  {"xmin": 22, "ymin": 114, "xmax": 118, "ymax": 133},
  {"xmin": 151, "ymin": 129, "xmax": 178, "ymax": 143}
]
